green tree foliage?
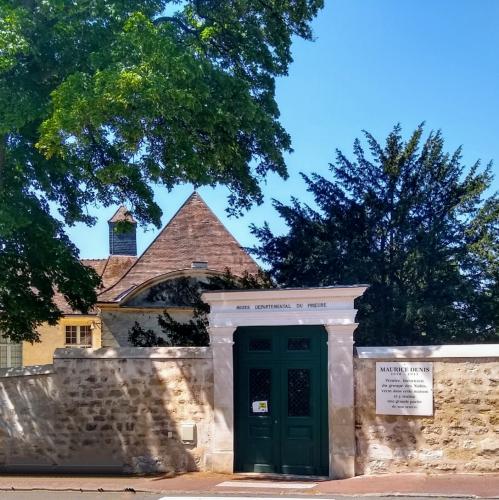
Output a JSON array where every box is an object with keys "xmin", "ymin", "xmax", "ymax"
[
  {"xmin": 252, "ymin": 125, "xmax": 499, "ymax": 345},
  {"xmin": 129, "ymin": 269, "xmax": 273, "ymax": 347},
  {"xmin": 128, "ymin": 321, "xmax": 166, "ymax": 347},
  {"xmin": 0, "ymin": 0, "xmax": 322, "ymax": 341}
]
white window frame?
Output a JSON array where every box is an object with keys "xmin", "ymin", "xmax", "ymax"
[
  {"xmin": 65, "ymin": 325, "xmax": 92, "ymax": 348},
  {"xmin": 0, "ymin": 336, "xmax": 23, "ymax": 368}
]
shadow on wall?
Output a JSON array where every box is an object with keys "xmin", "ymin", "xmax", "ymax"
[{"xmin": 0, "ymin": 347, "xmax": 214, "ymax": 475}]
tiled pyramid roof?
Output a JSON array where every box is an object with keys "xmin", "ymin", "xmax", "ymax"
[
  {"xmin": 54, "ymin": 256, "xmax": 137, "ymax": 314},
  {"xmin": 81, "ymin": 259, "xmax": 108, "ymax": 277},
  {"xmin": 97, "ymin": 255, "xmax": 138, "ymax": 289},
  {"xmin": 98, "ymin": 192, "xmax": 260, "ymax": 302}
]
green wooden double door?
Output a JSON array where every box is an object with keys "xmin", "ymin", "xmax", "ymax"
[{"xmin": 234, "ymin": 326, "xmax": 328, "ymax": 476}]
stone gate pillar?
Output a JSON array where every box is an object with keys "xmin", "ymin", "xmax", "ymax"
[
  {"xmin": 326, "ymin": 324, "xmax": 358, "ymax": 479},
  {"xmin": 209, "ymin": 326, "xmax": 236, "ymax": 473}
]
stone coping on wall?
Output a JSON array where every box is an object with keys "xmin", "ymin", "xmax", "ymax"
[
  {"xmin": 53, "ymin": 346, "xmax": 212, "ymax": 359},
  {"xmin": 0, "ymin": 364, "xmax": 55, "ymax": 378},
  {"xmin": 356, "ymin": 344, "xmax": 499, "ymax": 359}
]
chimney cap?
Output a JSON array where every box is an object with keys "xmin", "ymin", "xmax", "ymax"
[{"xmin": 108, "ymin": 206, "xmax": 136, "ymax": 224}]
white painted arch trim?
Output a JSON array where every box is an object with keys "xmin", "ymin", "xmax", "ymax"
[
  {"xmin": 356, "ymin": 344, "xmax": 499, "ymax": 359},
  {"xmin": 102, "ymin": 268, "xmax": 227, "ymax": 305}
]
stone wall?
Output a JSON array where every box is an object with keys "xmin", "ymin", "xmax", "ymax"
[
  {"xmin": 3, "ymin": 340, "xmax": 499, "ymax": 476},
  {"xmin": 101, "ymin": 309, "xmax": 195, "ymax": 347},
  {"xmin": 355, "ymin": 351, "xmax": 499, "ymax": 475},
  {"xmin": 0, "ymin": 347, "xmax": 213, "ymax": 473}
]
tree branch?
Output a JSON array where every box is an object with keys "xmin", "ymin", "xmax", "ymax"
[
  {"xmin": 0, "ymin": 136, "xmax": 6, "ymax": 190},
  {"xmin": 153, "ymin": 16, "xmax": 199, "ymax": 36}
]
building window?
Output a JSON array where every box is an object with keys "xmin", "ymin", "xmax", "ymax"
[
  {"xmin": 0, "ymin": 336, "xmax": 22, "ymax": 368},
  {"xmin": 65, "ymin": 325, "xmax": 92, "ymax": 348}
]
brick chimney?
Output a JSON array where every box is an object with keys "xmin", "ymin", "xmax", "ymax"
[{"xmin": 108, "ymin": 206, "xmax": 137, "ymax": 256}]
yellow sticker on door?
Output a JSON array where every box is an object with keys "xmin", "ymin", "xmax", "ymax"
[{"xmin": 252, "ymin": 400, "xmax": 268, "ymax": 413}]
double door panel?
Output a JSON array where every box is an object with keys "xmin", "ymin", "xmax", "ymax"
[{"xmin": 234, "ymin": 326, "xmax": 328, "ymax": 476}]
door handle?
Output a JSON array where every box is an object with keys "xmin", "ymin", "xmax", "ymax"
[{"xmin": 274, "ymin": 419, "xmax": 278, "ymax": 424}]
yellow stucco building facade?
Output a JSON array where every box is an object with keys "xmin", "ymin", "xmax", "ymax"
[{"xmin": 22, "ymin": 316, "xmax": 102, "ymax": 367}]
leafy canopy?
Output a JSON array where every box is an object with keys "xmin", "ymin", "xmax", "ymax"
[
  {"xmin": 253, "ymin": 125, "xmax": 499, "ymax": 345},
  {"xmin": 0, "ymin": 0, "xmax": 322, "ymax": 341}
]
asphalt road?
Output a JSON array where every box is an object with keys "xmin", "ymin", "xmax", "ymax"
[{"xmin": 0, "ymin": 494, "xmax": 481, "ymax": 500}]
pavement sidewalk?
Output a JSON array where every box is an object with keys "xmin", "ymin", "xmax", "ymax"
[{"xmin": 0, "ymin": 472, "xmax": 497, "ymax": 498}]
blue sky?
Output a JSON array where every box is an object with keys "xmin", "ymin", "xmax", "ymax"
[{"xmin": 67, "ymin": 0, "xmax": 499, "ymax": 259}]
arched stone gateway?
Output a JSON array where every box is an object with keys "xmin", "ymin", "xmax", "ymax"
[{"xmin": 202, "ymin": 285, "xmax": 368, "ymax": 479}]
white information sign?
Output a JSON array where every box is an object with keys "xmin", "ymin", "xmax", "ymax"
[
  {"xmin": 252, "ymin": 400, "xmax": 268, "ymax": 413},
  {"xmin": 376, "ymin": 362, "xmax": 433, "ymax": 416}
]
